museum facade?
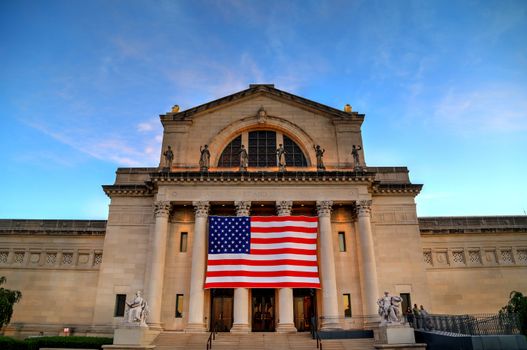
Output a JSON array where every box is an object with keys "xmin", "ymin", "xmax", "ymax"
[{"xmin": 1, "ymin": 84, "xmax": 526, "ymax": 337}]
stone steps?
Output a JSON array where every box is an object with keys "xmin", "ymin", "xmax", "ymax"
[{"xmin": 152, "ymin": 331, "xmax": 374, "ymax": 350}]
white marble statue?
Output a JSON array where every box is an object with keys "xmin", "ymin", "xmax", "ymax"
[
  {"xmin": 377, "ymin": 291, "xmax": 403, "ymax": 324},
  {"xmin": 124, "ymin": 291, "xmax": 149, "ymax": 326}
]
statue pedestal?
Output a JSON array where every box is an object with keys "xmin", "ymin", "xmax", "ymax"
[
  {"xmin": 102, "ymin": 324, "xmax": 159, "ymax": 350},
  {"xmin": 373, "ymin": 324, "xmax": 426, "ymax": 350}
]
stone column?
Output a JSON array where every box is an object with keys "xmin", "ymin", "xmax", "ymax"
[
  {"xmin": 231, "ymin": 201, "xmax": 251, "ymax": 333},
  {"xmin": 186, "ymin": 201, "xmax": 210, "ymax": 332},
  {"xmin": 316, "ymin": 200, "xmax": 341, "ymax": 330},
  {"xmin": 356, "ymin": 200, "xmax": 380, "ymax": 323},
  {"xmin": 275, "ymin": 201, "xmax": 297, "ymax": 333},
  {"xmin": 146, "ymin": 201, "xmax": 171, "ymax": 329}
]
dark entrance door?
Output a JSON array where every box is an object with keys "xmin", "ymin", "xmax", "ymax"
[
  {"xmin": 293, "ymin": 289, "xmax": 316, "ymax": 332},
  {"xmin": 210, "ymin": 288, "xmax": 233, "ymax": 332},
  {"xmin": 252, "ymin": 289, "xmax": 275, "ymax": 332}
]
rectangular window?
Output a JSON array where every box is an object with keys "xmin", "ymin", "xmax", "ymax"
[
  {"xmin": 114, "ymin": 294, "xmax": 126, "ymax": 317},
  {"xmin": 338, "ymin": 232, "xmax": 346, "ymax": 252},
  {"xmin": 343, "ymin": 293, "xmax": 352, "ymax": 317},
  {"xmin": 175, "ymin": 294, "xmax": 184, "ymax": 318},
  {"xmin": 180, "ymin": 232, "xmax": 188, "ymax": 252}
]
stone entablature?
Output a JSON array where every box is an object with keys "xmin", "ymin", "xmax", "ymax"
[
  {"xmin": 0, "ymin": 219, "xmax": 106, "ymax": 235},
  {"xmin": 419, "ymin": 216, "xmax": 527, "ymax": 234}
]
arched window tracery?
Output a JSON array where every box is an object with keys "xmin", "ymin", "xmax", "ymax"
[{"xmin": 217, "ymin": 130, "xmax": 307, "ymax": 168}]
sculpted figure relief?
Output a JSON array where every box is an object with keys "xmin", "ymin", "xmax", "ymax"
[
  {"xmin": 313, "ymin": 145, "xmax": 325, "ymax": 171},
  {"xmin": 239, "ymin": 144, "xmax": 248, "ymax": 172},
  {"xmin": 163, "ymin": 145, "xmax": 174, "ymax": 169},
  {"xmin": 377, "ymin": 291, "xmax": 403, "ymax": 324},
  {"xmin": 125, "ymin": 291, "xmax": 149, "ymax": 326},
  {"xmin": 352, "ymin": 145, "xmax": 362, "ymax": 169},
  {"xmin": 199, "ymin": 145, "xmax": 210, "ymax": 172},
  {"xmin": 276, "ymin": 144, "xmax": 286, "ymax": 171}
]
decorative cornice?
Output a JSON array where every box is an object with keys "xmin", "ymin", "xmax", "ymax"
[
  {"xmin": 316, "ymin": 200, "xmax": 333, "ymax": 217},
  {"xmin": 193, "ymin": 201, "xmax": 210, "ymax": 218},
  {"xmin": 149, "ymin": 170, "xmax": 376, "ymax": 185},
  {"xmin": 0, "ymin": 220, "xmax": 106, "ymax": 236},
  {"xmin": 419, "ymin": 216, "xmax": 527, "ymax": 234},
  {"xmin": 102, "ymin": 184, "xmax": 153, "ymax": 197},
  {"xmin": 160, "ymin": 84, "xmax": 364, "ymax": 122},
  {"xmin": 235, "ymin": 201, "xmax": 251, "ymax": 216},
  {"xmin": 372, "ymin": 183, "xmax": 423, "ymax": 196},
  {"xmin": 154, "ymin": 201, "xmax": 171, "ymax": 218},
  {"xmin": 276, "ymin": 201, "xmax": 293, "ymax": 216}
]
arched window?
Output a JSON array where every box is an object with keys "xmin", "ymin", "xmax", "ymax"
[
  {"xmin": 217, "ymin": 135, "xmax": 241, "ymax": 167},
  {"xmin": 217, "ymin": 130, "xmax": 307, "ymax": 168}
]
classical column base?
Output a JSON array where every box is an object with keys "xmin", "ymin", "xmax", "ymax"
[
  {"xmin": 320, "ymin": 320, "xmax": 343, "ymax": 331},
  {"xmin": 185, "ymin": 323, "xmax": 207, "ymax": 333},
  {"xmin": 230, "ymin": 323, "xmax": 250, "ymax": 333},
  {"xmin": 276, "ymin": 323, "xmax": 297, "ymax": 333}
]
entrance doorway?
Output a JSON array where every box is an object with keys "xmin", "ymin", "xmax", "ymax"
[
  {"xmin": 210, "ymin": 289, "xmax": 233, "ymax": 332},
  {"xmin": 252, "ymin": 289, "xmax": 275, "ymax": 332},
  {"xmin": 293, "ymin": 289, "xmax": 316, "ymax": 332}
]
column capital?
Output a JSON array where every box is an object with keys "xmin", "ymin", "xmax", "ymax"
[
  {"xmin": 316, "ymin": 200, "xmax": 333, "ymax": 217},
  {"xmin": 154, "ymin": 201, "xmax": 171, "ymax": 218},
  {"xmin": 192, "ymin": 201, "xmax": 210, "ymax": 218},
  {"xmin": 276, "ymin": 201, "xmax": 293, "ymax": 216},
  {"xmin": 234, "ymin": 201, "xmax": 251, "ymax": 216},
  {"xmin": 356, "ymin": 200, "xmax": 372, "ymax": 217}
]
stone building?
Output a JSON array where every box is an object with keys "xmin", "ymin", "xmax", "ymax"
[{"xmin": 1, "ymin": 84, "xmax": 526, "ymax": 337}]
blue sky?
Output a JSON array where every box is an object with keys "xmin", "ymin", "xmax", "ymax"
[{"xmin": 1, "ymin": 0, "xmax": 526, "ymax": 219}]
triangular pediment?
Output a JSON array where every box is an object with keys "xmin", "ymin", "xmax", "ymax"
[{"xmin": 160, "ymin": 84, "xmax": 364, "ymax": 122}]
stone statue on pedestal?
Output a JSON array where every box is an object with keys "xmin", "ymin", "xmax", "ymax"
[
  {"xmin": 352, "ymin": 145, "xmax": 362, "ymax": 170},
  {"xmin": 377, "ymin": 291, "xmax": 403, "ymax": 325},
  {"xmin": 124, "ymin": 291, "xmax": 149, "ymax": 327},
  {"xmin": 199, "ymin": 145, "xmax": 210, "ymax": 172},
  {"xmin": 239, "ymin": 145, "xmax": 248, "ymax": 172},
  {"xmin": 163, "ymin": 146, "xmax": 174, "ymax": 169},
  {"xmin": 276, "ymin": 144, "xmax": 286, "ymax": 171},
  {"xmin": 313, "ymin": 145, "xmax": 325, "ymax": 171}
]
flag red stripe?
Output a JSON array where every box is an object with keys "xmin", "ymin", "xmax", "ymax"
[
  {"xmin": 206, "ymin": 270, "xmax": 319, "ymax": 278},
  {"xmin": 250, "ymin": 248, "xmax": 316, "ymax": 255},
  {"xmin": 251, "ymin": 216, "xmax": 318, "ymax": 222},
  {"xmin": 204, "ymin": 282, "xmax": 321, "ymax": 288},
  {"xmin": 207, "ymin": 259, "xmax": 318, "ymax": 266},
  {"xmin": 251, "ymin": 226, "xmax": 317, "ymax": 233},
  {"xmin": 251, "ymin": 237, "xmax": 317, "ymax": 244}
]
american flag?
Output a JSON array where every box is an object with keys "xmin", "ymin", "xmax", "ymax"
[{"xmin": 204, "ymin": 216, "xmax": 320, "ymax": 289}]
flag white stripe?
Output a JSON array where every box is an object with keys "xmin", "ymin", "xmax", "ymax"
[
  {"xmin": 250, "ymin": 243, "xmax": 316, "ymax": 250},
  {"xmin": 251, "ymin": 231, "xmax": 316, "ymax": 239},
  {"xmin": 205, "ymin": 276, "xmax": 320, "ymax": 284},
  {"xmin": 208, "ymin": 253, "xmax": 317, "ymax": 261},
  {"xmin": 207, "ymin": 265, "xmax": 318, "ymax": 272},
  {"xmin": 251, "ymin": 221, "xmax": 318, "ymax": 228}
]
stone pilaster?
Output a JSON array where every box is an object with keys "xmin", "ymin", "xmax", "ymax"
[
  {"xmin": 146, "ymin": 201, "xmax": 171, "ymax": 329},
  {"xmin": 275, "ymin": 200, "xmax": 297, "ymax": 333},
  {"xmin": 356, "ymin": 200, "xmax": 380, "ymax": 323},
  {"xmin": 186, "ymin": 201, "xmax": 210, "ymax": 332},
  {"xmin": 316, "ymin": 200, "xmax": 341, "ymax": 330},
  {"xmin": 231, "ymin": 201, "xmax": 251, "ymax": 333}
]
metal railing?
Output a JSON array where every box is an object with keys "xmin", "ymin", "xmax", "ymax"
[
  {"xmin": 206, "ymin": 322, "xmax": 218, "ymax": 350},
  {"xmin": 410, "ymin": 313, "xmax": 521, "ymax": 335},
  {"xmin": 310, "ymin": 318, "xmax": 322, "ymax": 350}
]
